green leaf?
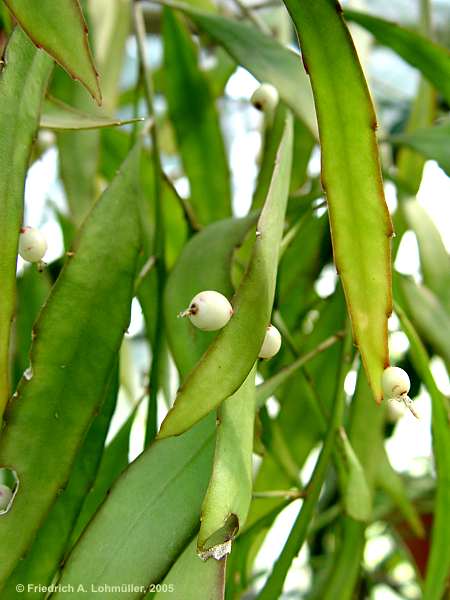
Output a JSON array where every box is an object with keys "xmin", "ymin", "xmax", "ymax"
[
  {"xmin": 278, "ymin": 212, "xmax": 330, "ymax": 330},
  {"xmin": 51, "ymin": 68, "xmax": 101, "ymax": 224},
  {"xmin": 1, "ymin": 369, "xmax": 118, "ymax": 598},
  {"xmin": 164, "ymin": 215, "xmax": 257, "ymax": 379},
  {"xmin": 4, "ymin": 0, "xmax": 101, "ymax": 103},
  {"xmin": 163, "ymin": 8, "xmax": 231, "ymax": 224},
  {"xmin": 13, "ymin": 267, "xmax": 51, "ymax": 388},
  {"xmin": 159, "ymin": 114, "xmax": 293, "ymax": 438},
  {"xmin": 198, "ymin": 365, "xmax": 256, "ymax": 557},
  {"xmin": 0, "ymin": 146, "xmax": 141, "ymax": 587},
  {"xmin": 52, "ymin": 417, "xmax": 216, "ymax": 597},
  {"xmin": 339, "ymin": 431, "xmax": 372, "ymax": 522},
  {"xmin": 283, "ymin": 0, "xmax": 393, "ymax": 403},
  {"xmin": 396, "ymin": 75, "xmax": 436, "ymax": 195},
  {"xmin": 253, "ymin": 108, "xmax": 315, "ymax": 211},
  {"xmin": 346, "ymin": 369, "xmax": 385, "ymax": 491},
  {"xmin": 396, "ymin": 304, "xmax": 450, "ymax": 600},
  {"xmin": 150, "ymin": 538, "xmax": 225, "ymax": 599},
  {"xmin": 321, "ymin": 518, "xmax": 365, "ymax": 600},
  {"xmin": 252, "ymin": 104, "xmax": 288, "ymax": 210},
  {"xmin": 258, "ymin": 330, "xmax": 353, "ymax": 600},
  {"xmin": 250, "ymin": 290, "xmax": 347, "ymax": 540},
  {"xmin": 402, "ymin": 200, "xmax": 450, "ymax": 310},
  {"xmin": 289, "ymin": 116, "xmax": 316, "ymax": 194},
  {"xmin": 321, "ymin": 369, "xmax": 385, "ymax": 599},
  {"xmin": 87, "ymin": 0, "xmax": 130, "ymax": 112},
  {"xmin": 260, "ymin": 414, "xmax": 302, "ymax": 485},
  {"xmin": 167, "ymin": 1, "xmax": 318, "ymax": 138},
  {"xmin": 345, "ymin": 9, "xmax": 450, "ymax": 105},
  {"xmin": 225, "ymin": 500, "xmax": 291, "ymax": 598},
  {"xmin": 395, "ymin": 275, "xmax": 450, "ymax": 367},
  {"xmin": 375, "ymin": 444, "xmax": 424, "ymax": 538},
  {"xmin": 390, "ymin": 120, "xmax": 450, "ymax": 178},
  {"xmin": 256, "ymin": 333, "xmax": 342, "ymax": 408},
  {"xmin": 70, "ymin": 401, "xmax": 138, "ymax": 546},
  {"xmin": 40, "ymin": 97, "xmax": 144, "ymax": 130},
  {"xmin": 0, "ymin": 28, "xmax": 53, "ymax": 418}
]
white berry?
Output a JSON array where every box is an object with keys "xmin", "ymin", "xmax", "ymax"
[
  {"xmin": 259, "ymin": 325, "xmax": 282, "ymax": 359},
  {"xmin": 382, "ymin": 366, "xmax": 419, "ymax": 419},
  {"xmin": 179, "ymin": 291, "xmax": 233, "ymax": 331},
  {"xmin": 251, "ymin": 83, "xmax": 279, "ymax": 114},
  {"xmin": 382, "ymin": 366, "xmax": 410, "ymax": 400},
  {"xmin": 18, "ymin": 226, "xmax": 47, "ymax": 263},
  {"xmin": 0, "ymin": 484, "xmax": 12, "ymax": 511}
]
